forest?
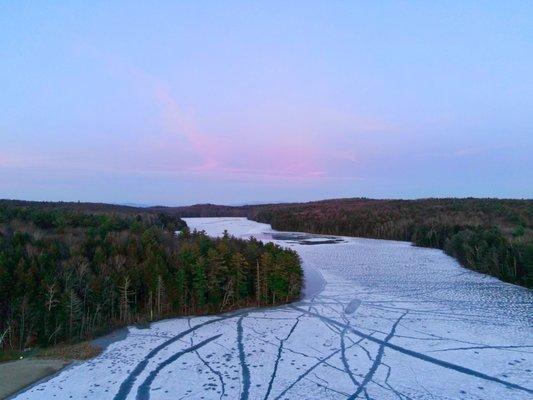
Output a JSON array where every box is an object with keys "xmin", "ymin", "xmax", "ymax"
[
  {"xmin": 0, "ymin": 201, "xmax": 302, "ymax": 353},
  {"xmin": 251, "ymin": 199, "xmax": 532, "ymax": 287},
  {"xmin": 172, "ymin": 198, "xmax": 533, "ymax": 287}
]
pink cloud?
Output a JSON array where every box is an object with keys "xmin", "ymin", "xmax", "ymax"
[
  {"xmin": 91, "ymin": 51, "xmax": 336, "ymax": 180},
  {"xmin": 136, "ymin": 76, "xmax": 326, "ymax": 180},
  {"xmin": 4, "ymin": 49, "xmax": 363, "ymax": 183}
]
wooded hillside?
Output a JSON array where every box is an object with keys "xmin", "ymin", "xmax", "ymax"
[{"xmin": 0, "ymin": 201, "xmax": 302, "ymax": 352}]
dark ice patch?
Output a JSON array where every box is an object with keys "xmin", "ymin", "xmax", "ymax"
[
  {"xmin": 345, "ymin": 299, "xmax": 361, "ymax": 314},
  {"xmin": 268, "ymin": 232, "xmax": 345, "ymax": 245},
  {"xmin": 295, "ymin": 239, "xmax": 345, "ymax": 245}
]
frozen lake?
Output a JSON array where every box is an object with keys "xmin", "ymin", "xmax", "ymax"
[{"xmin": 15, "ymin": 218, "xmax": 533, "ymax": 399}]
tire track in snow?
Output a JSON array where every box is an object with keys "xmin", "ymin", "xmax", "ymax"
[
  {"xmin": 136, "ymin": 334, "xmax": 222, "ymax": 400},
  {"xmin": 237, "ymin": 316, "xmax": 250, "ymax": 400},
  {"xmin": 291, "ymin": 305, "xmax": 533, "ymax": 395},
  {"xmin": 263, "ymin": 315, "xmax": 302, "ymax": 400},
  {"xmin": 187, "ymin": 319, "xmax": 227, "ymax": 400},
  {"xmin": 340, "ymin": 326, "xmax": 362, "ymax": 389},
  {"xmin": 272, "ymin": 340, "xmax": 360, "ymax": 400},
  {"xmin": 195, "ymin": 348, "xmax": 226, "ymax": 400},
  {"xmin": 347, "ymin": 311, "xmax": 407, "ymax": 399},
  {"xmin": 114, "ymin": 312, "xmax": 243, "ymax": 400}
]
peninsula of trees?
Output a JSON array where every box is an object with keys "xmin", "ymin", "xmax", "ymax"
[{"xmin": 0, "ymin": 200, "xmax": 302, "ymax": 353}]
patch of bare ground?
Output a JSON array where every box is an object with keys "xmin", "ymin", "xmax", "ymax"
[
  {"xmin": 0, "ymin": 342, "xmax": 102, "ymax": 398},
  {"xmin": 36, "ymin": 341, "xmax": 102, "ymax": 360}
]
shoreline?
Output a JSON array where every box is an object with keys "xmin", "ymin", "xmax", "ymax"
[
  {"xmin": 1, "ymin": 295, "xmax": 311, "ymax": 399},
  {"xmin": 1, "ymin": 328, "xmax": 129, "ymax": 399},
  {"xmin": 1, "ymin": 359, "xmax": 71, "ymax": 400}
]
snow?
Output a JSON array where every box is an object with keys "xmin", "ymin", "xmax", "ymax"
[{"xmin": 14, "ymin": 217, "xmax": 533, "ymax": 400}]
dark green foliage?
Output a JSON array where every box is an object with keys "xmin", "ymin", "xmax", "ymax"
[
  {"xmin": 174, "ymin": 198, "xmax": 532, "ymax": 287},
  {"xmin": 0, "ymin": 201, "xmax": 302, "ymax": 352},
  {"xmin": 244, "ymin": 198, "xmax": 532, "ymax": 287}
]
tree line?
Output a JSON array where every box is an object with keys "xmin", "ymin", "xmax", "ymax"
[
  {"xmin": 169, "ymin": 198, "xmax": 532, "ymax": 287},
  {"xmin": 0, "ymin": 201, "xmax": 302, "ymax": 352},
  {"xmin": 248, "ymin": 198, "xmax": 532, "ymax": 287}
]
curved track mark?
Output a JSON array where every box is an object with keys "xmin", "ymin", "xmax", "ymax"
[
  {"xmin": 291, "ymin": 306, "xmax": 533, "ymax": 395},
  {"xmin": 136, "ymin": 334, "xmax": 222, "ymax": 400},
  {"xmin": 114, "ymin": 312, "xmax": 243, "ymax": 400},
  {"xmin": 237, "ymin": 316, "xmax": 250, "ymax": 400}
]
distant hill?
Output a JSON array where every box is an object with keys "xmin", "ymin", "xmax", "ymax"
[{"xmin": 1, "ymin": 199, "xmax": 157, "ymax": 215}]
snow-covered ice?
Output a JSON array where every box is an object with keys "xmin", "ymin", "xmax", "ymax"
[{"xmin": 14, "ymin": 217, "xmax": 533, "ymax": 399}]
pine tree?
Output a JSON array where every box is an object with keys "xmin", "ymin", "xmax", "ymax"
[
  {"xmin": 68, "ymin": 289, "xmax": 82, "ymax": 340},
  {"xmin": 192, "ymin": 259, "xmax": 207, "ymax": 311},
  {"xmin": 175, "ymin": 267, "xmax": 186, "ymax": 313},
  {"xmin": 231, "ymin": 252, "xmax": 248, "ymax": 301},
  {"xmin": 206, "ymin": 248, "xmax": 226, "ymax": 305}
]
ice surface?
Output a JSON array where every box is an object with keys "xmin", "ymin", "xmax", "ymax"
[{"xmin": 14, "ymin": 217, "xmax": 533, "ymax": 399}]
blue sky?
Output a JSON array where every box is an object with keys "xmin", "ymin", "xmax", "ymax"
[{"xmin": 1, "ymin": 1, "xmax": 532, "ymax": 205}]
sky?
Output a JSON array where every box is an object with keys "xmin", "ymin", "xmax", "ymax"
[{"xmin": 1, "ymin": 1, "xmax": 532, "ymax": 205}]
